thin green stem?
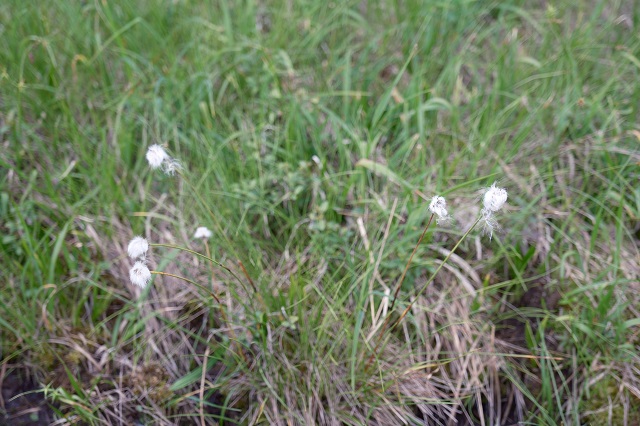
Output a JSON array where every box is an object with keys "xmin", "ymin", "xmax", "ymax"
[
  {"xmin": 201, "ymin": 240, "xmax": 247, "ymax": 363},
  {"xmin": 149, "ymin": 243, "xmax": 251, "ymax": 295},
  {"xmin": 203, "ymin": 240, "xmax": 217, "ymax": 293},
  {"xmin": 387, "ymin": 213, "xmax": 435, "ymax": 316},
  {"xmin": 150, "ymin": 243, "xmax": 223, "ymax": 268},
  {"xmin": 176, "ymin": 170, "xmax": 258, "ymax": 292},
  {"xmin": 389, "ymin": 215, "xmax": 483, "ymax": 332},
  {"xmin": 366, "ymin": 214, "xmax": 483, "ymax": 372},
  {"xmin": 364, "ymin": 213, "xmax": 434, "ymax": 372},
  {"xmin": 177, "ymin": 170, "xmax": 236, "ymax": 253},
  {"xmin": 151, "ymin": 271, "xmax": 248, "ymax": 363},
  {"xmin": 151, "ymin": 271, "xmax": 221, "ymax": 304}
]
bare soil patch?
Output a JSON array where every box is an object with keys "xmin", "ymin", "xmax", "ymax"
[{"xmin": 1, "ymin": 371, "xmax": 55, "ymax": 426}]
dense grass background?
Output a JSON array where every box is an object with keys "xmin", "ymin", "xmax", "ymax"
[{"xmin": 1, "ymin": 0, "xmax": 639, "ymax": 424}]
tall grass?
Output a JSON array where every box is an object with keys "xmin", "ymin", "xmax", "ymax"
[{"xmin": 1, "ymin": 0, "xmax": 639, "ymax": 424}]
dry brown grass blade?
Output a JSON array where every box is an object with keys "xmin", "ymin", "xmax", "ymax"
[{"xmin": 238, "ymin": 260, "xmax": 258, "ymax": 293}]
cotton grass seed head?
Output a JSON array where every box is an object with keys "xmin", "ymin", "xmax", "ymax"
[
  {"xmin": 429, "ymin": 195, "xmax": 451, "ymax": 224},
  {"xmin": 483, "ymin": 183, "xmax": 508, "ymax": 213},
  {"xmin": 146, "ymin": 144, "xmax": 169, "ymax": 169},
  {"xmin": 480, "ymin": 209, "xmax": 499, "ymax": 240},
  {"xmin": 194, "ymin": 226, "xmax": 212, "ymax": 239},
  {"xmin": 129, "ymin": 261, "xmax": 151, "ymax": 289},
  {"xmin": 162, "ymin": 158, "xmax": 181, "ymax": 176},
  {"xmin": 127, "ymin": 236, "xmax": 149, "ymax": 259},
  {"xmin": 480, "ymin": 183, "xmax": 508, "ymax": 240}
]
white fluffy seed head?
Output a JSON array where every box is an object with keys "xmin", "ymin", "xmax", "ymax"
[
  {"xmin": 129, "ymin": 261, "xmax": 151, "ymax": 289},
  {"xmin": 429, "ymin": 195, "xmax": 451, "ymax": 223},
  {"xmin": 127, "ymin": 236, "xmax": 149, "ymax": 259},
  {"xmin": 483, "ymin": 183, "xmax": 508, "ymax": 213},
  {"xmin": 480, "ymin": 209, "xmax": 499, "ymax": 240},
  {"xmin": 480, "ymin": 183, "xmax": 508, "ymax": 240},
  {"xmin": 146, "ymin": 145, "xmax": 169, "ymax": 169},
  {"xmin": 194, "ymin": 226, "xmax": 212, "ymax": 239},
  {"xmin": 162, "ymin": 158, "xmax": 181, "ymax": 176}
]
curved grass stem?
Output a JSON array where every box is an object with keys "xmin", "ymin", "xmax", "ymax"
[
  {"xmin": 177, "ymin": 170, "xmax": 258, "ymax": 290},
  {"xmin": 364, "ymin": 213, "xmax": 434, "ymax": 372},
  {"xmin": 150, "ymin": 271, "xmax": 221, "ymax": 304},
  {"xmin": 365, "ymin": 214, "xmax": 482, "ymax": 372},
  {"xmin": 149, "ymin": 243, "xmax": 253, "ymax": 295},
  {"xmin": 387, "ymin": 213, "xmax": 435, "ymax": 316},
  {"xmin": 177, "ymin": 170, "xmax": 235, "ymax": 250},
  {"xmin": 150, "ymin": 270, "xmax": 247, "ymax": 362},
  {"xmin": 389, "ymin": 215, "xmax": 482, "ymax": 332}
]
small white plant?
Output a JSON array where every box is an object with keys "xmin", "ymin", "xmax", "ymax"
[
  {"xmin": 483, "ymin": 183, "xmax": 508, "ymax": 212},
  {"xmin": 194, "ymin": 226, "xmax": 213, "ymax": 239},
  {"xmin": 428, "ymin": 195, "xmax": 451, "ymax": 224},
  {"xmin": 146, "ymin": 144, "xmax": 169, "ymax": 169},
  {"xmin": 163, "ymin": 158, "xmax": 181, "ymax": 176},
  {"xmin": 127, "ymin": 236, "xmax": 149, "ymax": 259},
  {"xmin": 127, "ymin": 236, "xmax": 151, "ymax": 289},
  {"xmin": 129, "ymin": 261, "xmax": 152, "ymax": 289},
  {"xmin": 146, "ymin": 144, "xmax": 180, "ymax": 175},
  {"xmin": 480, "ymin": 183, "xmax": 508, "ymax": 240}
]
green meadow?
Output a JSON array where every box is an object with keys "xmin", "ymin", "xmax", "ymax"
[{"xmin": 1, "ymin": 1, "xmax": 639, "ymax": 424}]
